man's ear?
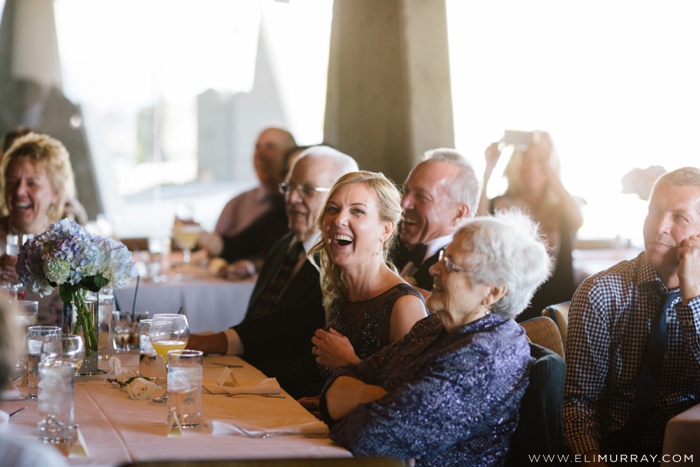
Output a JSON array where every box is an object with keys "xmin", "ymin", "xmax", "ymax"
[{"xmin": 452, "ymin": 203, "xmax": 470, "ymax": 226}]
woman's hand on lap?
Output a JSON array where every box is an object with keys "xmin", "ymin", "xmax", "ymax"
[{"xmin": 312, "ymin": 328, "xmax": 360, "ymax": 369}]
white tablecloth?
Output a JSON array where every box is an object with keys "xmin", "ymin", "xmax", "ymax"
[
  {"xmin": 114, "ymin": 265, "xmax": 256, "ymax": 333},
  {"xmin": 1, "ymin": 355, "xmax": 350, "ymax": 466},
  {"xmin": 662, "ymin": 403, "xmax": 700, "ymax": 466}
]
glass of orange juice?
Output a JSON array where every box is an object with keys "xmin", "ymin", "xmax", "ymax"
[{"xmin": 149, "ymin": 313, "xmax": 189, "ymax": 403}]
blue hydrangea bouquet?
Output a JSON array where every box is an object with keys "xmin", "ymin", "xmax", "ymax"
[{"xmin": 16, "ymin": 219, "xmax": 136, "ymax": 357}]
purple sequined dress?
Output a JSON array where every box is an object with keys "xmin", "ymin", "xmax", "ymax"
[{"xmin": 322, "ymin": 313, "xmax": 532, "ymax": 467}]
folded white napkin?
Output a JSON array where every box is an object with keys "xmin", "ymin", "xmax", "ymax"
[
  {"xmin": 205, "ymin": 418, "xmax": 328, "ymax": 437},
  {"xmin": 70, "ymin": 428, "xmax": 89, "ymax": 458},
  {"xmin": 0, "ymin": 410, "xmax": 8, "ymax": 427},
  {"xmin": 202, "ymin": 377, "xmax": 280, "ymax": 395},
  {"xmin": 1, "ymin": 379, "xmax": 20, "ymax": 400}
]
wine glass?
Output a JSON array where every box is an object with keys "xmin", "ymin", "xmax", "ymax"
[
  {"xmin": 172, "ymin": 204, "xmax": 201, "ymax": 265},
  {"xmin": 149, "ymin": 313, "xmax": 189, "ymax": 402},
  {"xmin": 41, "ymin": 334, "xmax": 86, "ymax": 376},
  {"xmin": 172, "ymin": 222, "xmax": 202, "ymax": 265}
]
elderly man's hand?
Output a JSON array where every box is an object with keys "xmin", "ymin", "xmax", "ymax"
[
  {"xmin": 312, "ymin": 328, "xmax": 360, "ymax": 369},
  {"xmin": 222, "ymin": 260, "xmax": 257, "ymax": 280},
  {"xmin": 678, "ymin": 234, "xmax": 700, "ymax": 304}
]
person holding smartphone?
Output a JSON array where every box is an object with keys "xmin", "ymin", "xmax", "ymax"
[{"xmin": 478, "ymin": 131, "xmax": 583, "ymax": 321}]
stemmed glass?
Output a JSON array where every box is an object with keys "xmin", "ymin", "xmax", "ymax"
[
  {"xmin": 41, "ymin": 334, "xmax": 86, "ymax": 376},
  {"xmin": 172, "ymin": 223, "xmax": 202, "ymax": 264},
  {"xmin": 149, "ymin": 313, "xmax": 189, "ymax": 403},
  {"xmin": 172, "ymin": 204, "xmax": 201, "ymax": 265}
]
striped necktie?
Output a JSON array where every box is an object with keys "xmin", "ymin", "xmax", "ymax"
[{"xmin": 248, "ymin": 241, "xmax": 305, "ymax": 320}]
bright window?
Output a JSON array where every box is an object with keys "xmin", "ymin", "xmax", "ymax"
[
  {"xmin": 51, "ymin": 0, "xmax": 333, "ymax": 237},
  {"xmin": 447, "ymin": 1, "xmax": 700, "ymax": 246}
]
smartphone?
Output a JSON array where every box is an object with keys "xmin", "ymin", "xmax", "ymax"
[{"xmin": 503, "ymin": 130, "xmax": 533, "ymax": 149}]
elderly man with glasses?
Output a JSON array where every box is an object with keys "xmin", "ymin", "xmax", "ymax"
[{"xmin": 188, "ymin": 146, "xmax": 358, "ymax": 398}]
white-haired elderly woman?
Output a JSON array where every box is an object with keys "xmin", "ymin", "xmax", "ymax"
[{"xmin": 320, "ymin": 210, "xmax": 551, "ymax": 467}]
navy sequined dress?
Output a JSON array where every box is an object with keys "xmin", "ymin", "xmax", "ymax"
[
  {"xmin": 320, "ymin": 283, "xmax": 424, "ymax": 379},
  {"xmin": 322, "ymin": 313, "xmax": 532, "ymax": 467}
]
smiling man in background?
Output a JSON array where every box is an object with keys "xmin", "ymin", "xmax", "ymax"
[
  {"xmin": 214, "ymin": 126, "xmax": 296, "ymax": 237},
  {"xmin": 392, "ymin": 148, "xmax": 480, "ymax": 293}
]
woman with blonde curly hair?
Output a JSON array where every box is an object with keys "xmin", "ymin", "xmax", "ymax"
[
  {"xmin": 0, "ymin": 132, "xmax": 77, "ymax": 232},
  {"xmin": 0, "ymin": 132, "xmax": 80, "ymax": 325},
  {"xmin": 309, "ymin": 171, "xmax": 427, "ymax": 374}
]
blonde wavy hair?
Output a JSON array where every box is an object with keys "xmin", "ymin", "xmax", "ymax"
[
  {"xmin": 1, "ymin": 132, "xmax": 77, "ymax": 223},
  {"xmin": 502, "ymin": 135, "xmax": 562, "ymax": 211},
  {"xmin": 309, "ymin": 171, "xmax": 402, "ymax": 318}
]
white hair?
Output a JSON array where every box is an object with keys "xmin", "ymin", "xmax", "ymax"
[
  {"xmin": 295, "ymin": 145, "xmax": 358, "ymax": 175},
  {"xmin": 455, "ymin": 209, "xmax": 551, "ymax": 319},
  {"xmin": 423, "ymin": 148, "xmax": 480, "ymax": 217}
]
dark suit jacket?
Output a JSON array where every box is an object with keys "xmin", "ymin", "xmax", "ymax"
[
  {"xmin": 233, "ymin": 232, "xmax": 326, "ymax": 398},
  {"xmin": 391, "ymin": 241, "xmax": 444, "ymax": 291}
]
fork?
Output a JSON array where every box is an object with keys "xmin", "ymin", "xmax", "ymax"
[
  {"xmin": 204, "ymin": 362, "xmax": 243, "ymax": 368},
  {"xmin": 9, "ymin": 406, "xmax": 27, "ymax": 417},
  {"xmin": 230, "ymin": 424, "xmax": 285, "ymax": 439},
  {"xmin": 226, "ymin": 393, "xmax": 286, "ymax": 399},
  {"xmin": 229, "ymin": 423, "xmax": 326, "ymax": 439}
]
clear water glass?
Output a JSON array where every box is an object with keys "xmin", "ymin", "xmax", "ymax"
[
  {"xmin": 41, "ymin": 334, "xmax": 86, "ymax": 376},
  {"xmin": 11, "ymin": 300, "xmax": 38, "ymax": 373},
  {"xmin": 37, "ymin": 360, "xmax": 76, "ymax": 449},
  {"xmin": 27, "ymin": 326, "xmax": 61, "ymax": 399},
  {"xmin": 95, "ymin": 289, "xmax": 114, "ymax": 359},
  {"xmin": 150, "ymin": 313, "xmax": 189, "ymax": 403},
  {"xmin": 167, "ymin": 349, "xmax": 202, "ymax": 428}
]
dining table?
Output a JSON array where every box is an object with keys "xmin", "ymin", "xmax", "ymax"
[
  {"xmin": 113, "ymin": 260, "xmax": 256, "ymax": 333},
  {"xmin": 0, "ymin": 354, "xmax": 351, "ymax": 466}
]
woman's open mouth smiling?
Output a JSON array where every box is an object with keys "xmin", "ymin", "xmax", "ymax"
[{"xmin": 334, "ymin": 234, "xmax": 354, "ymax": 247}]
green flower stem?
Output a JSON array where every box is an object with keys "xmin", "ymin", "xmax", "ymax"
[{"xmin": 73, "ymin": 289, "xmax": 98, "ymax": 358}]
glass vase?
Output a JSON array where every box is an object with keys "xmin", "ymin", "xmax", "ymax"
[{"xmin": 62, "ymin": 291, "xmax": 100, "ymax": 376}]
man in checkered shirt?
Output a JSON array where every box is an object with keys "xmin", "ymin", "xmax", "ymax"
[{"xmin": 564, "ymin": 167, "xmax": 700, "ymax": 465}]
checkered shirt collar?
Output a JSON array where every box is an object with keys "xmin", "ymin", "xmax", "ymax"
[{"xmin": 635, "ymin": 251, "xmax": 679, "ymax": 295}]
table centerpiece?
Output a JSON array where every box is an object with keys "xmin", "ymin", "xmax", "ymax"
[{"xmin": 16, "ymin": 219, "xmax": 136, "ymax": 375}]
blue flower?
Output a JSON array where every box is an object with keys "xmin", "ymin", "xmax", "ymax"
[{"xmin": 16, "ymin": 220, "xmax": 137, "ymax": 297}]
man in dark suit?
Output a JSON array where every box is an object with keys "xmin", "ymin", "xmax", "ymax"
[
  {"xmin": 393, "ymin": 148, "xmax": 480, "ymax": 293},
  {"xmin": 187, "ymin": 146, "xmax": 358, "ymax": 397}
]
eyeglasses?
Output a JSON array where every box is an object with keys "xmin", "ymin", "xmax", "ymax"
[
  {"xmin": 278, "ymin": 182, "xmax": 331, "ymax": 198},
  {"xmin": 438, "ymin": 249, "xmax": 469, "ymax": 273}
]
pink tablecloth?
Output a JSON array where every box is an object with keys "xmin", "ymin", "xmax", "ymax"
[{"xmin": 1, "ymin": 355, "xmax": 350, "ymax": 466}]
